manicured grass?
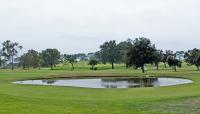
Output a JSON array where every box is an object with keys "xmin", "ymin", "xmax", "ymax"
[{"xmin": 0, "ymin": 62, "xmax": 200, "ymax": 114}]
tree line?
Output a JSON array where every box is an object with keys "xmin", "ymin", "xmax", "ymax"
[{"xmin": 0, "ymin": 38, "xmax": 200, "ymax": 73}]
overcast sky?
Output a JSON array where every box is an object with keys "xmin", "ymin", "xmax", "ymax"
[{"xmin": 0, "ymin": 0, "xmax": 200, "ymax": 54}]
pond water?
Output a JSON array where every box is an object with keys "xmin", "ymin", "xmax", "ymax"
[{"xmin": 14, "ymin": 77, "xmax": 193, "ymax": 88}]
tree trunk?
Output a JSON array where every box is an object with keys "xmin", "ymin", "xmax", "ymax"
[
  {"xmin": 71, "ymin": 63, "xmax": 74, "ymax": 70},
  {"xmin": 28, "ymin": 64, "xmax": 30, "ymax": 70},
  {"xmin": 23, "ymin": 65, "xmax": 25, "ymax": 70},
  {"xmin": 164, "ymin": 62, "xmax": 167, "ymax": 68},
  {"xmin": 197, "ymin": 65, "xmax": 199, "ymax": 71},
  {"xmin": 50, "ymin": 54, "xmax": 53, "ymax": 70},
  {"xmin": 11, "ymin": 56, "xmax": 14, "ymax": 70},
  {"xmin": 174, "ymin": 66, "xmax": 177, "ymax": 72},
  {"xmin": 141, "ymin": 66, "xmax": 145, "ymax": 73},
  {"xmin": 156, "ymin": 64, "xmax": 159, "ymax": 70},
  {"xmin": 51, "ymin": 64, "xmax": 53, "ymax": 70},
  {"xmin": 111, "ymin": 62, "xmax": 114, "ymax": 69},
  {"xmin": 39, "ymin": 64, "xmax": 41, "ymax": 70},
  {"xmin": 50, "ymin": 61, "xmax": 53, "ymax": 70},
  {"xmin": 125, "ymin": 63, "xmax": 128, "ymax": 69}
]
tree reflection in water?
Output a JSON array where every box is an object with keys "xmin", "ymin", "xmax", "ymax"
[
  {"xmin": 101, "ymin": 78, "xmax": 158, "ymax": 88},
  {"xmin": 42, "ymin": 79, "xmax": 57, "ymax": 84}
]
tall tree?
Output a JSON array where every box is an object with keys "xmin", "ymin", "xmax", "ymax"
[
  {"xmin": 117, "ymin": 39, "xmax": 133, "ymax": 68},
  {"xmin": 152, "ymin": 50, "xmax": 163, "ymax": 70},
  {"xmin": 184, "ymin": 48, "xmax": 200, "ymax": 71},
  {"xmin": 2, "ymin": 40, "xmax": 22, "ymax": 70},
  {"xmin": 100, "ymin": 40, "xmax": 120, "ymax": 69},
  {"xmin": 127, "ymin": 37, "xmax": 157, "ymax": 73},
  {"xmin": 41, "ymin": 49, "xmax": 60, "ymax": 70}
]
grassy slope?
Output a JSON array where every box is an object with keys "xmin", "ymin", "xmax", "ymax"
[{"xmin": 0, "ymin": 62, "xmax": 200, "ymax": 114}]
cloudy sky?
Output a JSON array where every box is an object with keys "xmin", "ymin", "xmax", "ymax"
[{"xmin": 0, "ymin": 0, "xmax": 200, "ymax": 54}]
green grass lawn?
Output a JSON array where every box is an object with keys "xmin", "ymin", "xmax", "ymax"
[{"xmin": 0, "ymin": 62, "xmax": 200, "ymax": 114}]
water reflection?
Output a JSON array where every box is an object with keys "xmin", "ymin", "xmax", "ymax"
[
  {"xmin": 14, "ymin": 77, "xmax": 193, "ymax": 88},
  {"xmin": 42, "ymin": 80, "xmax": 57, "ymax": 84},
  {"xmin": 101, "ymin": 78, "xmax": 158, "ymax": 88}
]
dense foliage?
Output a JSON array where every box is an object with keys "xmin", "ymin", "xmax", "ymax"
[
  {"xmin": 184, "ymin": 48, "xmax": 200, "ymax": 71},
  {"xmin": 0, "ymin": 39, "xmax": 199, "ymax": 72},
  {"xmin": 99, "ymin": 40, "xmax": 120, "ymax": 69},
  {"xmin": 41, "ymin": 49, "xmax": 60, "ymax": 70},
  {"xmin": 127, "ymin": 37, "xmax": 157, "ymax": 73},
  {"xmin": 88, "ymin": 59, "xmax": 99, "ymax": 70}
]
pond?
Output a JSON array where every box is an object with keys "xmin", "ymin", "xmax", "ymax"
[{"xmin": 14, "ymin": 77, "xmax": 193, "ymax": 88}]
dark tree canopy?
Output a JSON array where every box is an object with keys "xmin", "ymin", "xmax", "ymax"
[
  {"xmin": 99, "ymin": 40, "xmax": 120, "ymax": 69},
  {"xmin": 184, "ymin": 48, "xmax": 200, "ymax": 71},
  {"xmin": 19, "ymin": 49, "xmax": 41, "ymax": 69},
  {"xmin": 41, "ymin": 49, "xmax": 60, "ymax": 70},
  {"xmin": 127, "ymin": 37, "xmax": 157, "ymax": 73},
  {"xmin": 167, "ymin": 55, "xmax": 182, "ymax": 72},
  {"xmin": 88, "ymin": 59, "xmax": 99, "ymax": 70},
  {"xmin": 117, "ymin": 39, "xmax": 133, "ymax": 68}
]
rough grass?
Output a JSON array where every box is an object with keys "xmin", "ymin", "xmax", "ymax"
[{"xmin": 0, "ymin": 62, "xmax": 200, "ymax": 114}]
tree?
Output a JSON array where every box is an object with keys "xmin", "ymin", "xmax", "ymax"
[
  {"xmin": 19, "ymin": 53, "xmax": 31, "ymax": 70},
  {"xmin": 0, "ymin": 50, "xmax": 2, "ymax": 67},
  {"xmin": 0, "ymin": 50, "xmax": 7, "ymax": 68},
  {"xmin": 117, "ymin": 39, "xmax": 133, "ymax": 68},
  {"xmin": 94, "ymin": 51, "xmax": 101, "ymax": 61},
  {"xmin": 41, "ymin": 49, "xmax": 60, "ymax": 70},
  {"xmin": 99, "ymin": 40, "xmax": 120, "ymax": 69},
  {"xmin": 161, "ymin": 50, "xmax": 173, "ymax": 68},
  {"xmin": 88, "ymin": 59, "xmax": 99, "ymax": 70},
  {"xmin": 38, "ymin": 53, "xmax": 44, "ymax": 70},
  {"xmin": 28, "ymin": 50, "xmax": 40, "ymax": 68},
  {"xmin": 184, "ymin": 48, "xmax": 200, "ymax": 71},
  {"xmin": 63, "ymin": 54, "xmax": 77, "ymax": 70},
  {"xmin": 167, "ymin": 55, "xmax": 182, "ymax": 72},
  {"xmin": 19, "ymin": 49, "xmax": 41, "ymax": 70},
  {"xmin": 152, "ymin": 50, "xmax": 163, "ymax": 70},
  {"xmin": 2, "ymin": 40, "xmax": 22, "ymax": 70},
  {"xmin": 127, "ymin": 37, "xmax": 157, "ymax": 73}
]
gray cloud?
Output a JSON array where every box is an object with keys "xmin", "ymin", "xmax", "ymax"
[{"xmin": 0, "ymin": 0, "xmax": 200, "ymax": 53}]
